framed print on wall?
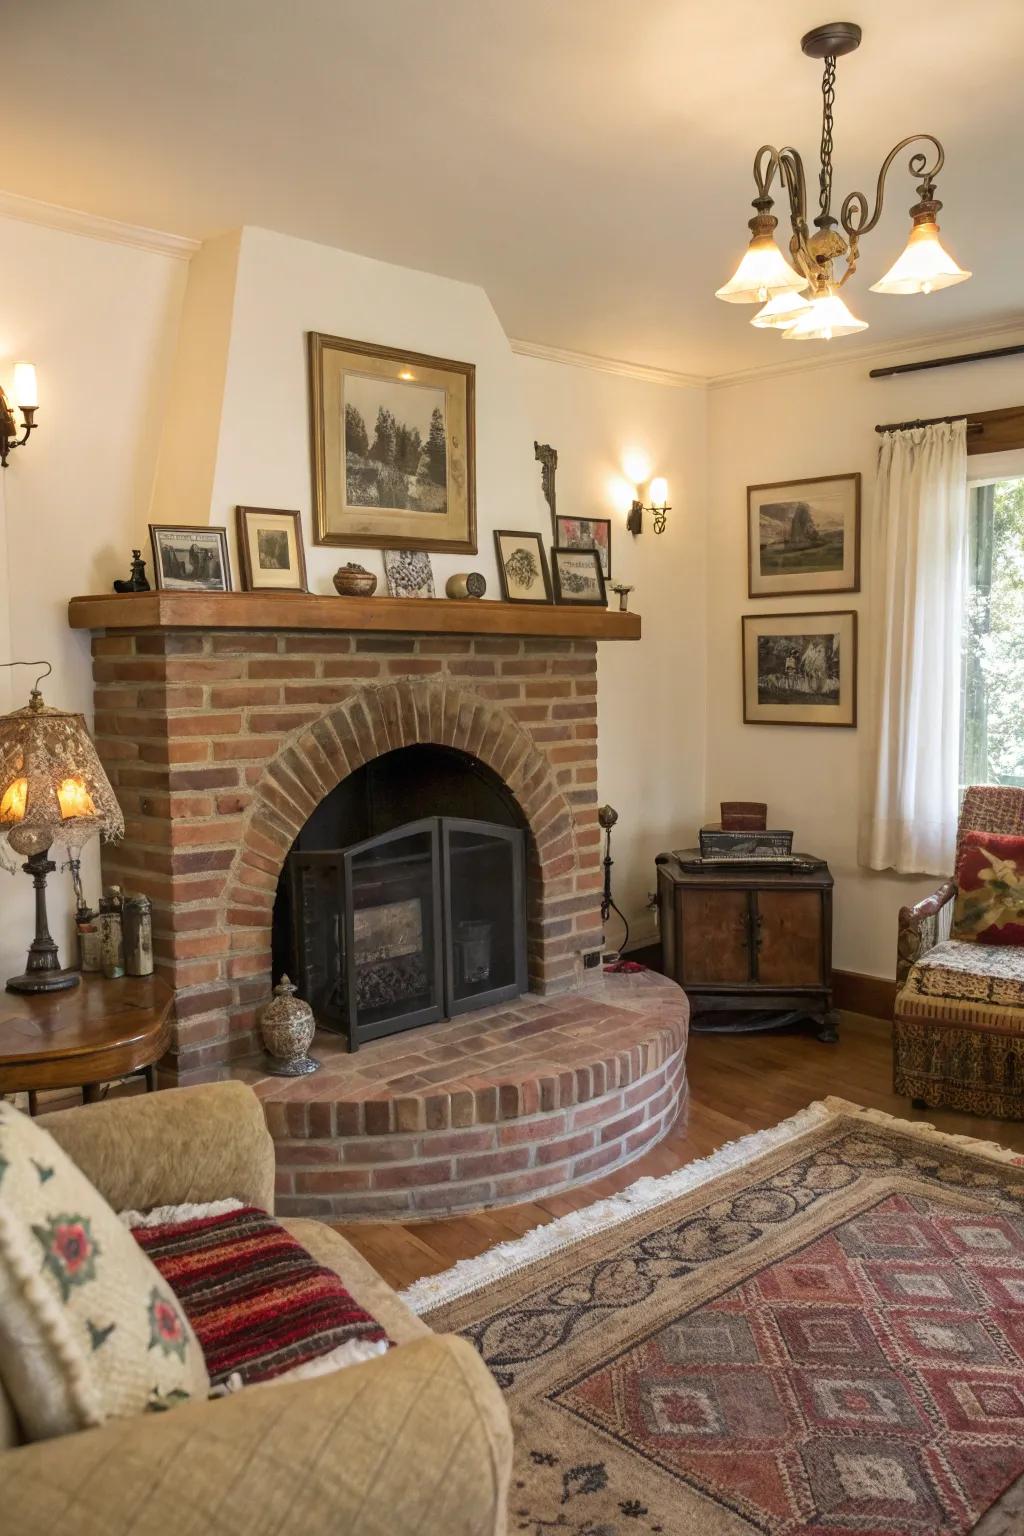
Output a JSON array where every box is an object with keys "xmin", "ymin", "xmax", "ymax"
[
  {"xmin": 149, "ymin": 524, "xmax": 232, "ymax": 592},
  {"xmin": 494, "ymin": 529, "xmax": 553, "ymax": 604},
  {"xmin": 747, "ymin": 472, "xmax": 860, "ymax": 598},
  {"xmin": 742, "ymin": 610, "xmax": 857, "ymax": 727},
  {"xmin": 308, "ymin": 331, "xmax": 476, "ymax": 554},
  {"xmin": 236, "ymin": 507, "xmax": 307, "ymax": 592},
  {"xmin": 554, "ymin": 514, "xmax": 612, "ymax": 579},
  {"xmin": 551, "ymin": 546, "xmax": 607, "ymax": 607}
]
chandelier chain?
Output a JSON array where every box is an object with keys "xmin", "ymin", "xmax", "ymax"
[{"xmin": 818, "ymin": 54, "xmax": 836, "ymax": 220}]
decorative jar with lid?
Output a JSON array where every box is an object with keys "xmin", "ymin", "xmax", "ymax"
[{"xmin": 257, "ymin": 975, "xmax": 320, "ymax": 1076}]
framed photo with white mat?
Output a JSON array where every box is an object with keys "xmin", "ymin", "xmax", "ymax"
[
  {"xmin": 747, "ymin": 472, "xmax": 860, "ymax": 598},
  {"xmin": 236, "ymin": 507, "xmax": 307, "ymax": 592},
  {"xmin": 742, "ymin": 610, "xmax": 857, "ymax": 727}
]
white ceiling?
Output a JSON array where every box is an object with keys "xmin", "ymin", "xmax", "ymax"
[{"xmin": 6, "ymin": 0, "xmax": 1024, "ymax": 377}]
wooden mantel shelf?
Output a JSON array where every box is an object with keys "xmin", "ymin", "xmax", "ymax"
[{"xmin": 68, "ymin": 590, "xmax": 641, "ymax": 640}]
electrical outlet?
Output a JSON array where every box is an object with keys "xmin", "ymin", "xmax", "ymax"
[{"xmin": 582, "ymin": 947, "xmax": 603, "ymax": 970}]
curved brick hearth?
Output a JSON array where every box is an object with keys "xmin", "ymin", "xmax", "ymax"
[{"xmin": 239, "ymin": 971, "xmax": 689, "ymax": 1220}]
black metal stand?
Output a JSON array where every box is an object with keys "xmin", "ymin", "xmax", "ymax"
[
  {"xmin": 600, "ymin": 813, "xmax": 630, "ymax": 958},
  {"xmin": 6, "ymin": 846, "xmax": 80, "ymax": 994}
]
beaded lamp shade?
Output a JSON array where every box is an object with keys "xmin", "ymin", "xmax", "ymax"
[{"xmin": 0, "ymin": 688, "xmax": 123, "ymax": 869}]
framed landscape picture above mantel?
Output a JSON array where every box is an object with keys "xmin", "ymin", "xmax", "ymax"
[
  {"xmin": 308, "ymin": 331, "xmax": 476, "ymax": 554},
  {"xmin": 742, "ymin": 610, "xmax": 857, "ymax": 727},
  {"xmin": 747, "ymin": 472, "xmax": 860, "ymax": 598}
]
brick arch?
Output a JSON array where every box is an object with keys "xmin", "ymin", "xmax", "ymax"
[{"xmin": 223, "ymin": 680, "xmax": 589, "ymax": 1017}]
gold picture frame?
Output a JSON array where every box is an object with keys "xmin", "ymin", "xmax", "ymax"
[{"xmin": 308, "ymin": 331, "xmax": 476, "ymax": 553}]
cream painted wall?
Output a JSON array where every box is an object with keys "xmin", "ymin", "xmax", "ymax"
[
  {"xmin": 514, "ymin": 355, "xmax": 707, "ymax": 946},
  {"xmin": 153, "ymin": 225, "xmax": 706, "ymax": 948},
  {"xmin": 707, "ymin": 333, "xmax": 1024, "ymax": 979},
  {"xmin": 0, "ymin": 213, "xmax": 187, "ymax": 983}
]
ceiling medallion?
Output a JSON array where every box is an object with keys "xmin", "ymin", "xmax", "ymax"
[{"xmin": 715, "ymin": 21, "xmax": 971, "ymax": 341}]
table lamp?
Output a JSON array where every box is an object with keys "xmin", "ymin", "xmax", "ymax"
[{"xmin": 0, "ymin": 662, "xmax": 124, "ymax": 993}]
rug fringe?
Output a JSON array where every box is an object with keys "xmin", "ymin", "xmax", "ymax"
[
  {"xmin": 403, "ymin": 1096, "xmax": 1024, "ymax": 1315},
  {"xmin": 401, "ymin": 1100, "xmax": 833, "ymax": 1314}
]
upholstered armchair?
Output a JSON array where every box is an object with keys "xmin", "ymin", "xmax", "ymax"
[{"xmin": 894, "ymin": 784, "xmax": 1024, "ymax": 1117}]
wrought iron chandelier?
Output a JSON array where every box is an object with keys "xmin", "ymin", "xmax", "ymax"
[{"xmin": 715, "ymin": 21, "xmax": 971, "ymax": 341}]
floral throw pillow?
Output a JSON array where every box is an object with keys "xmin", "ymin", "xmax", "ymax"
[
  {"xmin": 0, "ymin": 1101, "xmax": 209, "ymax": 1441},
  {"xmin": 951, "ymin": 829, "xmax": 1024, "ymax": 946}
]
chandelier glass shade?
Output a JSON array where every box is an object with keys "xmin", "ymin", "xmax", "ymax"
[
  {"xmin": 715, "ymin": 21, "xmax": 970, "ymax": 342},
  {"xmin": 781, "ymin": 290, "xmax": 869, "ymax": 341},
  {"xmin": 714, "ymin": 235, "xmax": 809, "ymax": 305},
  {"xmin": 751, "ymin": 290, "xmax": 814, "ymax": 329},
  {"xmin": 870, "ymin": 219, "xmax": 972, "ymax": 295}
]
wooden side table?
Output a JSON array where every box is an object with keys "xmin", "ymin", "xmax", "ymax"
[
  {"xmin": 0, "ymin": 974, "xmax": 172, "ymax": 1112},
  {"xmin": 657, "ymin": 850, "xmax": 838, "ymax": 1041}
]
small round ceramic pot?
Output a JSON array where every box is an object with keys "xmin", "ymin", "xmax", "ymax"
[
  {"xmin": 333, "ymin": 563, "xmax": 378, "ymax": 597},
  {"xmin": 257, "ymin": 975, "xmax": 320, "ymax": 1076}
]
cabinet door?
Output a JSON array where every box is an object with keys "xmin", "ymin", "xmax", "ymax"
[
  {"xmin": 679, "ymin": 889, "xmax": 751, "ymax": 984},
  {"xmin": 755, "ymin": 890, "xmax": 823, "ymax": 986}
]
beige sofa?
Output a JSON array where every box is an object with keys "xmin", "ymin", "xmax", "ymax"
[{"xmin": 0, "ymin": 1081, "xmax": 512, "ymax": 1536}]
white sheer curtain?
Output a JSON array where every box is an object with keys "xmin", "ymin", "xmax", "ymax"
[{"xmin": 859, "ymin": 419, "xmax": 968, "ymax": 875}]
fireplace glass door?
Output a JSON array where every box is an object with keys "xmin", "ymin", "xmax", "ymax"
[
  {"xmin": 288, "ymin": 814, "xmax": 525, "ymax": 1049},
  {"xmin": 443, "ymin": 818, "xmax": 526, "ymax": 1014}
]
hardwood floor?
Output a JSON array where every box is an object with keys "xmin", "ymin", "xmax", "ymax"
[{"xmin": 334, "ymin": 1011, "xmax": 1024, "ymax": 1290}]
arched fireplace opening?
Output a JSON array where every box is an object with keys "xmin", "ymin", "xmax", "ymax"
[{"xmin": 273, "ymin": 745, "xmax": 530, "ymax": 1050}]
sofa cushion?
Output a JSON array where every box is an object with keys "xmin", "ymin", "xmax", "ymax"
[
  {"xmin": 0, "ymin": 1101, "xmax": 209, "ymax": 1442},
  {"xmin": 900, "ymin": 937, "xmax": 1024, "ymax": 1016},
  {"xmin": 129, "ymin": 1202, "xmax": 390, "ymax": 1388},
  {"xmin": 952, "ymin": 829, "xmax": 1024, "ymax": 945}
]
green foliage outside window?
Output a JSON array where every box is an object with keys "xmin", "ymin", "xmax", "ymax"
[{"xmin": 963, "ymin": 477, "xmax": 1024, "ymax": 787}]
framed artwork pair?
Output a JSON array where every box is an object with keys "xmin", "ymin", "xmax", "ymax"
[
  {"xmin": 494, "ymin": 531, "xmax": 606, "ymax": 608},
  {"xmin": 149, "ymin": 508, "xmax": 307, "ymax": 594},
  {"xmin": 743, "ymin": 472, "xmax": 860, "ymax": 728}
]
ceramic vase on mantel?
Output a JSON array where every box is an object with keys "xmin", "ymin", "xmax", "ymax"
[{"xmin": 257, "ymin": 975, "xmax": 320, "ymax": 1076}]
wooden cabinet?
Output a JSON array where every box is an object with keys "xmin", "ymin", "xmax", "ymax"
[{"xmin": 657, "ymin": 851, "xmax": 837, "ymax": 1040}]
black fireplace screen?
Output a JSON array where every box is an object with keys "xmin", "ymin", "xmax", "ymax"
[{"xmin": 288, "ymin": 816, "xmax": 526, "ymax": 1049}]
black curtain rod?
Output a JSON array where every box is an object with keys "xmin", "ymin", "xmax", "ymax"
[
  {"xmin": 875, "ymin": 415, "xmax": 984, "ymax": 435},
  {"xmin": 869, "ymin": 343, "xmax": 1024, "ymax": 379}
]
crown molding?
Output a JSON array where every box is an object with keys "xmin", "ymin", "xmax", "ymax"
[
  {"xmin": 509, "ymin": 336, "xmax": 705, "ymax": 390},
  {"xmin": 707, "ymin": 314, "xmax": 1024, "ymax": 391},
  {"xmin": 0, "ymin": 189, "xmax": 200, "ymax": 260}
]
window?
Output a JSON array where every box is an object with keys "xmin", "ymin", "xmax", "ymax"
[{"xmin": 962, "ymin": 475, "xmax": 1024, "ymax": 787}]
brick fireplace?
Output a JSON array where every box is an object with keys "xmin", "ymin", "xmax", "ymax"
[
  {"xmin": 74, "ymin": 593, "xmax": 630, "ymax": 1082},
  {"xmin": 71, "ymin": 592, "xmax": 689, "ymax": 1216}
]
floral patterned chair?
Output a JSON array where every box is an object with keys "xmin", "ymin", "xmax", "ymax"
[{"xmin": 894, "ymin": 784, "xmax": 1024, "ymax": 1117}]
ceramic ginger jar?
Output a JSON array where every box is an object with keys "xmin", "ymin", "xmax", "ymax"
[{"xmin": 257, "ymin": 975, "xmax": 320, "ymax": 1076}]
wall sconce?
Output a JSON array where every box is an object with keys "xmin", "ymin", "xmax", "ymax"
[
  {"xmin": 626, "ymin": 476, "xmax": 671, "ymax": 537},
  {"xmin": 0, "ymin": 364, "xmax": 39, "ymax": 468}
]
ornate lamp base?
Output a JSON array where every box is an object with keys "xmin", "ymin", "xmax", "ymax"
[
  {"xmin": 266, "ymin": 1053, "xmax": 321, "ymax": 1078},
  {"xmin": 6, "ymin": 847, "xmax": 81, "ymax": 995},
  {"xmin": 6, "ymin": 966, "xmax": 80, "ymax": 995}
]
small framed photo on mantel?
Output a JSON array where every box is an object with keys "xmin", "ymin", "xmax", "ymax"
[
  {"xmin": 747, "ymin": 472, "xmax": 860, "ymax": 598},
  {"xmin": 494, "ymin": 529, "xmax": 553, "ymax": 604},
  {"xmin": 149, "ymin": 524, "xmax": 232, "ymax": 592},
  {"xmin": 236, "ymin": 507, "xmax": 308, "ymax": 592},
  {"xmin": 551, "ymin": 546, "xmax": 607, "ymax": 607},
  {"xmin": 554, "ymin": 515, "xmax": 612, "ymax": 580}
]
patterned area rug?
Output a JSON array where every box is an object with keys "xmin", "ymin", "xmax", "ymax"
[{"xmin": 409, "ymin": 1100, "xmax": 1024, "ymax": 1535}]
